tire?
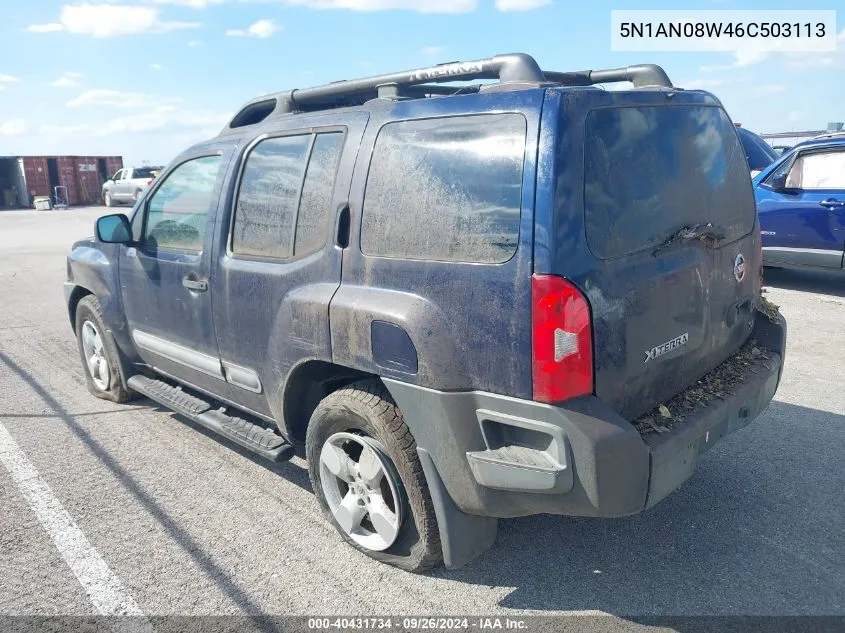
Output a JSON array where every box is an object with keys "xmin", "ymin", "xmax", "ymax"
[
  {"xmin": 133, "ymin": 189, "xmax": 142, "ymax": 203},
  {"xmin": 104, "ymin": 191, "xmax": 113, "ymax": 207},
  {"xmin": 306, "ymin": 380, "xmax": 442, "ymax": 572},
  {"xmin": 74, "ymin": 295, "xmax": 134, "ymax": 403}
]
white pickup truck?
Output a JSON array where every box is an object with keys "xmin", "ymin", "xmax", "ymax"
[{"xmin": 102, "ymin": 166, "xmax": 160, "ymax": 207}]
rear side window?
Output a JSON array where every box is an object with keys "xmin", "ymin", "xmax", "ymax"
[
  {"xmin": 233, "ymin": 135, "xmax": 311, "ymax": 259},
  {"xmin": 233, "ymin": 132, "xmax": 344, "ymax": 259},
  {"xmin": 361, "ymin": 114, "xmax": 526, "ymax": 264},
  {"xmin": 295, "ymin": 133, "xmax": 344, "ymax": 255},
  {"xmin": 584, "ymin": 105, "xmax": 755, "ymax": 259}
]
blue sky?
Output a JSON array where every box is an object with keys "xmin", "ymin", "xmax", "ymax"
[{"xmin": 0, "ymin": 0, "xmax": 842, "ymax": 165}]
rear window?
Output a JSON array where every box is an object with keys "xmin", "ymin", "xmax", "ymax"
[
  {"xmin": 584, "ymin": 105, "xmax": 755, "ymax": 260},
  {"xmin": 361, "ymin": 113, "xmax": 526, "ymax": 264},
  {"xmin": 737, "ymin": 128, "xmax": 778, "ymax": 171},
  {"xmin": 134, "ymin": 167, "xmax": 157, "ymax": 179}
]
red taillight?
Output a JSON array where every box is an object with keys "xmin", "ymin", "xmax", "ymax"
[
  {"xmin": 531, "ymin": 274, "xmax": 593, "ymax": 403},
  {"xmin": 147, "ymin": 179, "xmax": 153, "ymax": 186}
]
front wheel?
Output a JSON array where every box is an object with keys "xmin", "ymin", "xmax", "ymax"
[
  {"xmin": 75, "ymin": 295, "xmax": 133, "ymax": 403},
  {"xmin": 103, "ymin": 191, "xmax": 113, "ymax": 207},
  {"xmin": 306, "ymin": 380, "xmax": 442, "ymax": 572}
]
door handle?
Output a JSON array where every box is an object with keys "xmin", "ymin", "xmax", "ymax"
[
  {"xmin": 182, "ymin": 276, "xmax": 208, "ymax": 292},
  {"xmin": 819, "ymin": 198, "xmax": 845, "ymax": 209}
]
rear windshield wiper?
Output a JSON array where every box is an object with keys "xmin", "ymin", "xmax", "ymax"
[{"xmin": 652, "ymin": 223, "xmax": 726, "ymax": 257}]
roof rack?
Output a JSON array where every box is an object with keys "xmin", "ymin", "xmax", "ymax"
[{"xmin": 224, "ymin": 53, "xmax": 673, "ymax": 131}]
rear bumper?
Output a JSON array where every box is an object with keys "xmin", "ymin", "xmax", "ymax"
[{"xmin": 385, "ymin": 310, "xmax": 786, "ymax": 521}]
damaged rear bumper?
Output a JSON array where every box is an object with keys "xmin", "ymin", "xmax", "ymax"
[{"xmin": 384, "ymin": 310, "xmax": 786, "ymax": 567}]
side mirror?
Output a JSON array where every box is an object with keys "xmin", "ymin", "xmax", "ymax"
[
  {"xmin": 770, "ymin": 172, "xmax": 789, "ymax": 192},
  {"xmin": 96, "ymin": 213, "xmax": 132, "ymax": 244}
]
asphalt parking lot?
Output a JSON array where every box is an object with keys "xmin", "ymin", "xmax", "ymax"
[{"xmin": 1, "ymin": 207, "xmax": 843, "ymax": 623}]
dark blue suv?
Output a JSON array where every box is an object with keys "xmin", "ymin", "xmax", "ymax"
[
  {"xmin": 65, "ymin": 54, "xmax": 786, "ymax": 572},
  {"xmin": 753, "ymin": 133, "xmax": 845, "ymax": 271}
]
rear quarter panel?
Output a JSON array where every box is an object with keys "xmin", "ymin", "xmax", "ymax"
[{"xmin": 331, "ymin": 90, "xmax": 545, "ymax": 397}]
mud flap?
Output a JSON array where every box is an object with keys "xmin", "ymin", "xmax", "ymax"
[{"xmin": 417, "ymin": 447, "xmax": 498, "ymax": 569}]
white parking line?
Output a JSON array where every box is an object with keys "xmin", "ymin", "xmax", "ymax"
[{"xmin": 0, "ymin": 421, "xmax": 151, "ymax": 628}]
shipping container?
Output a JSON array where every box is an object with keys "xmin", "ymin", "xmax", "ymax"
[{"xmin": 17, "ymin": 155, "xmax": 123, "ymax": 207}]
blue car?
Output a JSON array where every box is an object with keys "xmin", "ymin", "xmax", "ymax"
[{"xmin": 754, "ymin": 133, "xmax": 845, "ymax": 271}]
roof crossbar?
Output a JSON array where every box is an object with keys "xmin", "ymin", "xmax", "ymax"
[{"xmin": 224, "ymin": 54, "xmax": 673, "ymax": 130}]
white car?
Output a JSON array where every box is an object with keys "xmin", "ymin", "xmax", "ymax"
[{"xmin": 102, "ymin": 166, "xmax": 160, "ymax": 207}]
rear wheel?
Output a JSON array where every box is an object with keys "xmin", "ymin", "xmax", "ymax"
[
  {"xmin": 75, "ymin": 295, "xmax": 133, "ymax": 403},
  {"xmin": 306, "ymin": 380, "xmax": 442, "ymax": 572}
]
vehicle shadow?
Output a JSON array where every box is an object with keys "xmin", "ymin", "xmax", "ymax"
[
  {"xmin": 0, "ymin": 350, "xmax": 278, "ymax": 623},
  {"xmin": 764, "ymin": 267, "xmax": 845, "ymax": 297},
  {"xmin": 142, "ymin": 399, "xmax": 312, "ymax": 493},
  {"xmin": 438, "ymin": 400, "xmax": 845, "ymax": 616}
]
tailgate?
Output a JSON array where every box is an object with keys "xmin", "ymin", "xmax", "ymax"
[{"xmin": 577, "ymin": 102, "xmax": 760, "ymax": 420}]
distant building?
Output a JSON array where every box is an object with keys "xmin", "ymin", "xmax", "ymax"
[
  {"xmin": 0, "ymin": 155, "xmax": 123, "ymax": 208},
  {"xmin": 759, "ymin": 121, "xmax": 844, "ymax": 151}
]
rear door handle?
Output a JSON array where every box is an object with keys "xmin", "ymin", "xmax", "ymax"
[
  {"xmin": 819, "ymin": 198, "xmax": 845, "ymax": 209},
  {"xmin": 182, "ymin": 276, "xmax": 208, "ymax": 292}
]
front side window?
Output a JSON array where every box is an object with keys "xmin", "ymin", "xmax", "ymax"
[
  {"xmin": 784, "ymin": 150, "xmax": 845, "ymax": 190},
  {"xmin": 361, "ymin": 114, "xmax": 527, "ymax": 264},
  {"xmin": 143, "ymin": 155, "xmax": 222, "ymax": 252}
]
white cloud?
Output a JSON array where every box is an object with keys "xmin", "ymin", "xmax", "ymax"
[
  {"xmin": 280, "ymin": 0, "xmax": 476, "ymax": 13},
  {"xmin": 226, "ymin": 18, "xmax": 280, "ymax": 38},
  {"xmin": 27, "ymin": 23, "xmax": 64, "ymax": 33},
  {"xmin": 145, "ymin": 0, "xmax": 227, "ymax": 6},
  {"xmin": 67, "ymin": 89, "xmax": 178, "ymax": 108},
  {"xmin": 0, "ymin": 120, "xmax": 28, "ymax": 136},
  {"xmin": 701, "ymin": 28, "xmax": 845, "ymax": 71},
  {"xmin": 0, "ymin": 73, "xmax": 21, "ymax": 83},
  {"xmin": 148, "ymin": 0, "xmax": 477, "ymax": 8},
  {"xmin": 102, "ymin": 106, "xmax": 229, "ymax": 134},
  {"xmin": 495, "ymin": 0, "xmax": 551, "ymax": 11},
  {"xmin": 188, "ymin": 39, "xmax": 203, "ymax": 47},
  {"xmin": 680, "ymin": 78, "xmax": 724, "ymax": 90},
  {"xmin": 51, "ymin": 71, "xmax": 83, "ymax": 87},
  {"xmin": 27, "ymin": 3, "xmax": 200, "ymax": 38},
  {"xmin": 758, "ymin": 84, "xmax": 786, "ymax": 94},
  {"xmin": 421, "ymin": 46, "xmax": 444, "ymax": 56},
  {"xmin": 150, "ymin": 63, "xmax": 164, "ymax": 71}
]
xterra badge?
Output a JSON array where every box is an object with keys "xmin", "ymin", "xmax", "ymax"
[
  {"xmin": 644, "ymin": 333, "xmax": 689, "ymax": 364},
  {"xmin": 734, "ymin": 253, "xmax": 746, "ymax": 282}
]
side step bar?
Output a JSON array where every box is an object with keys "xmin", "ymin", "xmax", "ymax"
[{"xmin": 127, "ymin": 375, "xmax": 294, "ymax": 463}]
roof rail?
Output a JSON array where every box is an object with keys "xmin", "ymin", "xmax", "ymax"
[
  {"xmin": 810, "ymin": 131, "xmax": 845, "ymax": 141},
  {"xmin": 544, "ymin": 64, "xmax": 673, "ymax": 89},
  {"xmin": 223, "ymin": 54, "xmax": 673, "ymax": 131}
]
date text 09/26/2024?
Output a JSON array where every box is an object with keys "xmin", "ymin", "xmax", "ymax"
[{"xmin": 308, "ymin": 618, "xmax": 528, "ymax": 630}]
